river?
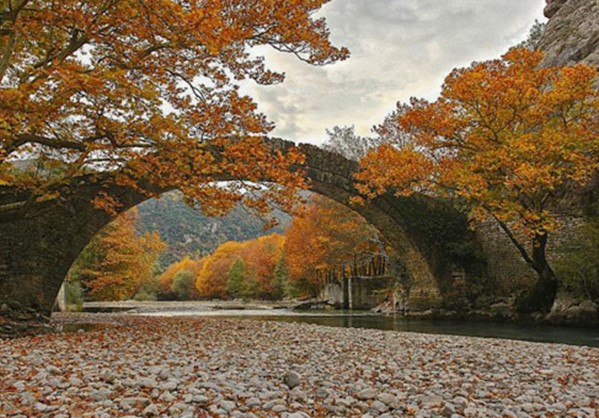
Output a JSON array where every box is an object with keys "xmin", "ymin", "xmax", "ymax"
[{"xmin": 138, "ymin": 308, "xmax": 599, "ymax": 347}]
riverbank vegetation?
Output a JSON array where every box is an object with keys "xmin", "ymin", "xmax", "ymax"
[
  {"xmin": 66, "ymin": 195, "xmax": 394, "ymax": 304},
  {"xmin": 67, "ymin": 210, "xmax": 166, "ymax": 305}
]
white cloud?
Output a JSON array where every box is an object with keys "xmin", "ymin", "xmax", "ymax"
[{"xmin": 242, "ymin": 0, "xmax": 546, "ymax": 145}]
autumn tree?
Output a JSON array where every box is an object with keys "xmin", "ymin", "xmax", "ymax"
[
  {"xmin": 0, "ymin": 0, "xmax": 348, "ymax": 223},
  {"xmin": 196, "ymin": 240, "xmax": 244, "ymax": 298},
  {"xmin": 240, "ymin": 234, "xmax": 285, "ymax": 298},
  {"xmin": 357, "ymin": 49, "xmax": 599, "ymax": 312},
  {"xmin": 243, "ymin": 275, "xmax": 260, "ymax": 300},
  {"xmin": 69, "ymin": 209, "xmax": 166, "ymax": 301},
  {"xmin": 134, "ymin": 274, "xmax": 161, "ymax": 302},
  {"xmin": 227, "ymin": 258, "xmax": 246, "ymax": 299},
  {"xmin": 284, "ymin": 195, "xmax": 381, "ymax": 296},
  {"xmin": 158, "ymin": 256, "xmax": 203, "ymax": 297},
  {"xmin": 196, "ymin": 234, "xmax": 285, "ymax": 299}
]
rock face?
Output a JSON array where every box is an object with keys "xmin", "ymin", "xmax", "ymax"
[
  {"xmin": 547, "ymin": 291, "xmax": 599, "ymax": 326},
  {"xmin": 539, "ymin": 0, "xmax": 599, "ymax": 68},
  {"xmin": 543, "ymin": 0, "xmax": 569, "ymax": 18}
]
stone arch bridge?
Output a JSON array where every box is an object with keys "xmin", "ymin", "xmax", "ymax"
[{"xmin": 0, "ymin": 139, "xmax": 482, "ymax": 316}]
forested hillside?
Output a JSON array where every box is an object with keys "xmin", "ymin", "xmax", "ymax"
[{"xmin": 135, "ymin": 192, "xmax": 291, "ymax": 267}]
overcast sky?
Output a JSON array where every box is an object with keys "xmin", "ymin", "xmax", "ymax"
[{"xmin": 241, "ymin": 0, "xmax": 547, "ymax": 146}]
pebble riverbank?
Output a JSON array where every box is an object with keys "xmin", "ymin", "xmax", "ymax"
[{"xmin": 1, "ymin": 314, "xmax": 598, "ymax": 417}]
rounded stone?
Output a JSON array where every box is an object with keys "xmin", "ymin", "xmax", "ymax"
[{"xmin": 284, "ymin": 371, "xmax": 301, "ymax": 389}]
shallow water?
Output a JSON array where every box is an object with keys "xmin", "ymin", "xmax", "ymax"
[{"xmin": 138, "ymin": 309, "xmax": 599, "ymax": 347}]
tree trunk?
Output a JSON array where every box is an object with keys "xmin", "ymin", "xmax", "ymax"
[{"xmin": 518, "ymin": 232, "xmax": 559, "ymax": 313}]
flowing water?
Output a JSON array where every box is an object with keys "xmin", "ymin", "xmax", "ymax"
[{"xmin": 139, "ymin": 309, "xmax": 599, "ymax": 347}]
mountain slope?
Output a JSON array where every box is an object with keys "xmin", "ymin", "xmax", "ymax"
[{"xmin": 136, "ymin": 192, "xmax": 291, "ymax": 267}]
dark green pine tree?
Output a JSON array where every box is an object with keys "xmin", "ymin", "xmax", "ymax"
[
  {"xmin": 227, "ymin": 258, "xmax": 246, "ymax": 299},
  {"xmin": 171, "ymin": 270, "xmax": 195, "ymax": 300},
  {"xmin": 273, "ymin": 251, "xmax": 290, "ymax": 299}
]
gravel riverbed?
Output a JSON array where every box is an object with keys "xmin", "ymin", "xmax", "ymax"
[{"xmin": 1, "ymin": 314, "xmax": 598, "ymax": 417}]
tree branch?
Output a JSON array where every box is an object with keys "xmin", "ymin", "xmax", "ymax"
[
  {"xmin": 0, "ymin": 0, "xmax": 30, "ymax": 82},
  {"xmin": 10, "ymin": 133, "xmax": 88, "ymax": 152}
]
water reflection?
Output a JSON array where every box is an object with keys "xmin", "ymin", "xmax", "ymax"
[{"xmin": 139, "ymin": 309, "xmax": 599, "ymax": 347}]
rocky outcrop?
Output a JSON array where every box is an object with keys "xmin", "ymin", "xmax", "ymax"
[
  {"xmin": 547, "ymin": 292, "xmax": 599, "ymax": 326},
  {"xmin": 539, "ymin": 0, "xmax": 599, "ymax": 68},
  {"xmin": 543, "ymin": 0, "xmax": 569, "ymax": 18}
]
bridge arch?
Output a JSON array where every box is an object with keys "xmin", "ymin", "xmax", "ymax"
[{"xmin": 0, "ymin": 139, "xmax": 478, "ymax": 316}]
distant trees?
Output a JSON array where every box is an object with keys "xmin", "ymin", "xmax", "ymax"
[
  {"xmin": 152, "ymin": 195, "xmax": 394, "ymax": 300},
  {"xmin": 171, "ymin": 270, "xmax": 196, "ymax": 300},
  {"xmin": 196, "ymin": 241, "xmax": 245, "ymax": 298},
  {"xmin": 158, "ymin": 256, "xmax": 203, "ymax": 298},
  {"xmin": 273, "ymin": 252, "xmax": 292, "ymax": 299},
  {"xmin": 136, "ymin": 192, "xmax": 291, "ymax": 267},
  {"xmin": 357, "ymin": 49, "xmax": 599, "ymax": 312},
  {"xmin": 196, "ymin": 235, "xmax": 285, "ymax": 299},
  {"xmin": 69, "ymin": 209, "xmax": 166, "ymax": 301},
  {"xmin": 284, "ymin": 195, "xmax": 383, "ymax": 296},
  {"xmin": 322, "ymin": 126, "xmax": 379, "ymax": 161}
]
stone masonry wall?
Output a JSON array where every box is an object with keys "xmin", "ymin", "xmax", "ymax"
[{"xmin": 475, "ymin": 217, "xmax": 586, "ymax": 298}]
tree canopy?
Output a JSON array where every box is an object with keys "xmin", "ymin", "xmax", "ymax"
[
  {"xmin": 0, "ymin": 0, "xmax": 348, "ymax": 220},
  {"xmin": 357, "ymin": 48, "xmax": 599, "ymax": 311},
  {"xmin": 195, "ymin": 234, "xmax": 285, "ymax": 299},
  {"xmin": 284, "ymin": 195, "xmax": 381, "ymax": 295},
  {"xmin": 69, "ymin": 209, "xmax": 165, "ymax": 301},
  {"xmin": 158, "ymin": 255, "xmax": 202, "ymax": 295}
]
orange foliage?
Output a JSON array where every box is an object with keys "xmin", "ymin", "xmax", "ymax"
[
  {"xmin": 240, "ymin": 234, "xmax": 286, "ymax": 297},
  {"xmin": 196, "ymin": 241, "xmax": 244, "ymax": 299},
  {"xmin": 194, "ymin": 197, "xmax": 383, "ymax": 299},
  {"xmin": 158, "ymin": 256, "xmax": 203, "ymax": 295},
  {"xmin": 195, "ymin": 235, "xmax": 285, "ymax": 299},
  {"xmin": 0, "ymin": 0, "xmax": 348, "ymax": 218},
  {"xmin": 356, "ymin": 48, "xmax": 599, "ymax": 310},
  {"xmin": 72, "ymin": 209, "xmax": 166, "ymax": 301},
  {"xmin": 284, "ymin": 196, "xmax": 378, "ymax": 295},
  {"xmin": 358, "ymin": 49, "xmax": 599, "ymax": 238}
]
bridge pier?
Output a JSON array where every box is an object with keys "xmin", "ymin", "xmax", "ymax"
[{"xmin": 0, "ymin": 202, "xmax": 109, "ymax": 317}]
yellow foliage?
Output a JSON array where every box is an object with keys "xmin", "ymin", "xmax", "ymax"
[{"xmin": 358, "ymin": 48, "xmax": 599, "ymax": 238}]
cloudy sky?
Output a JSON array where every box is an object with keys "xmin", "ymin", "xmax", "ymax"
[{"xmin": 241, "ymin": 0, "xmax": 547, "ymax": 146}]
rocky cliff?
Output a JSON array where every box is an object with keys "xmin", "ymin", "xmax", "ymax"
[{"xmin": 540, "ymin": 0, "xmax": 599, "ymax": 68}]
